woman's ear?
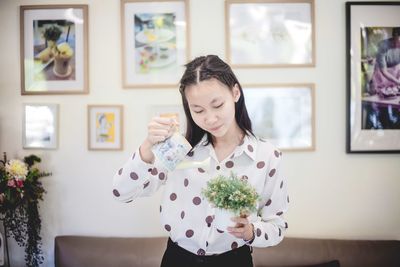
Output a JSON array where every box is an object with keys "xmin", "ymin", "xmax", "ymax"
[{"xmin": 233, "ymin": 84, "xmax": 241, "ymax": 102}]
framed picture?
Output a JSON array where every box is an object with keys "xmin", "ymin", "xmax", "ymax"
[
  {"xmin": 23, "ymin": 103, "xmax": 59, "ymax": 149},
  {"xmin": 121, "ymin": 0, "xmax": 190, "ymax": 88},
  {"xmin": 243, "ymin": 84, "xmax": 315, "ymax": 151},
  {"xmin": 88, "ymin": 105, "xmax": 123, "ymax": 150},
  {"xmin": 148, "ymin": 104, "xmax": 186, "ymax": 134},
  {"xmin": 225, "ymin": 0, "xmax": 315, "ymax": 67},
  {"xmin": 20, "ymin": 5, "xmax": 89, "ymax": 94},
  {"xmin": 346, "ymin": 2, "xmax": 400, "ymax": 153}
]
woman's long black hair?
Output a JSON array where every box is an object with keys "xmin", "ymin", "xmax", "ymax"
[{"xmin": 179, "ymin": 55, "xmax": 254, "ymax": 147}]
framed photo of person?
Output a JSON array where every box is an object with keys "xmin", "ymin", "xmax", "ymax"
[
  {"xmin": 88, "ymin": 105, "xmax": 123, "ymax": 150},
  {"xmin": 121, "ymin": 0, "xmax": 190, "ymax": 88},
  {"xmin": 20, "ymin": 5, "xmax": 89, "ymax": 95},
  {"xmin": 346, "ymin": 2, "xmax": 400, "ymax": 153},
  {"xmin": 243, "ymin": 84, "xmax": 315, "ymax": 151},
  {"xmin": 225, "ymin": 0, "xmax": 315, "ymax": 68},
  {"xmin": 23, "ymin": 103, "xmax": 59, "ymax": 149}
]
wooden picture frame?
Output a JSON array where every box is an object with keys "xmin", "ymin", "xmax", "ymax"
[
  {"xmin": 225, "ymin": 0, "xmax": 315, "ymax": 68},
  {"xmin": 20, "ymin": 5, "xmax": 89, "ymax": 94},
  {"xmin": 243, "ymin": 84, "xmax": 315, "ymax": 151},
  {"xmin": 23, "ymin": 103, "xmax": 59, "ymax": 149},
  {"xmin": 88, "ymin": 105, "xmax": 123, "ymax": 150},
  {"xmin": 121, "ymin": 0, "xmax": 190, "ymax": 88}
]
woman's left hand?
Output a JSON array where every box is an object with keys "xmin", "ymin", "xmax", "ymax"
[{"xmin": 227, "ymin": 216, "xmax": 254, "ymax": 241}]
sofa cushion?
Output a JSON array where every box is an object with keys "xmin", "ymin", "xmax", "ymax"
[
  {"xmin": 55, "ymin": 236, "xmax": 167, "ymax": 267},
  {"xmin": 55, "ymin": 236, "xmax": 400, "ymax": 267}
]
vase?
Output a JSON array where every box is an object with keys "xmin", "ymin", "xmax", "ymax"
[{"xmin": 213, "ymin": 208, "xmax": 237, "ymax": 231}]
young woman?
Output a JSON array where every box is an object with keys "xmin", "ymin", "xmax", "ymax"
[{"xmin": 112, "ymin": 55, "xmax": 289, "ymax": 267}]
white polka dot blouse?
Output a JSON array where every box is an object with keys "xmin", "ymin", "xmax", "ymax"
[{"xmin": 112, "ymin": 134, "xmax": 289, "ymax": 256}]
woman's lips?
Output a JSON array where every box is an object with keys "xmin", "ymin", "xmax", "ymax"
[{"xmin": 209, "ymin": 125, "xmax": 223, "ymax": 132}]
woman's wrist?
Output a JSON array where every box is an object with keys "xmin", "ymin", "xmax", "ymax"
[
  {"xmin": 139, "ymin": 139, "xmax": 155, "ymax": 164},
  {"xmin": 243, "ymin": 223, "xmax": 255, "ymax": 242}
]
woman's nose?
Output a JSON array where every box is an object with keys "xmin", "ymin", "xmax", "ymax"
[{"xmin": 205, "ymin": 112, "xmax": 218, "ymax": 125}]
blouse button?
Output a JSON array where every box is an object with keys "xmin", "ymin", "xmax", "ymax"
[{"xmin": 216, "ymin": 165, "xmax": 220, "ymax": 170}]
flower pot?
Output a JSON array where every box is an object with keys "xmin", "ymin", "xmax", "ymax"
[{"xmin": 213, "ymin": 208, "xmax": 238, "ymax": 231}]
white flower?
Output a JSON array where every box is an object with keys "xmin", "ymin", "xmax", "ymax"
[{"xmin": 5, "ymin": 159, "xmax": 28, "ymax": 180}]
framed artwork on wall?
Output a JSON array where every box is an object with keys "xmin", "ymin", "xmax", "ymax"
[
  {"xmin": 225, "ymin": 0, "xmax": 315, "ymax": 68},
  {"xmin": 88, "ymin": 105, "xmax": 123, "ymax": 150},
  {"xmin": 243, "ymin": 84, "xmax": 315, "ymax": 151},
  {"xmin": 20, "ymin": 5, "xmax": 89, "ymax": 95},
  {"xmin": 148, "ymin": 104, "xmax": 186, "ymax": 134},
  {"xmin": 346, "ymin": 2, "xmax": 400, "ymax": 153},
  {"xmin": 121, "ymin": 0, "xmax": 190, "ymax": 88},
  {"xmin": 23, "ymin": 103, "xmax": 59, "ymax": 149}
]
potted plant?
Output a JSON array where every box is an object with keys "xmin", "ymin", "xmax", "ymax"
[{"xmin": 202, "ymin": 173, "xmax": 259, "ymax": 230}]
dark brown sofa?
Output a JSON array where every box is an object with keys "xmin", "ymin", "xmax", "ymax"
[{"xmin": 54, "ymin": 236, "xmax": 400, "ymax": 267}]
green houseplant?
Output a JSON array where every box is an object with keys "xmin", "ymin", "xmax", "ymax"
[{"xmin": 202, "ymin": 173, "xmax": 259, "ymax": 230}]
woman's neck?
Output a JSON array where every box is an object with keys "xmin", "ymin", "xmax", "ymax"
[
  {"xmin": 212, "ymin": 123, "xmax": 244, "ymax": 147},
  {"xmin": 211, "ymin": 123, "xmax": 244, "ymax": 162}
]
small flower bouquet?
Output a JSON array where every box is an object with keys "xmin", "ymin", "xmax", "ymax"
[
  {"xmin": 202, "ymin": 173, "xmax": 259, "ymax": 230},
  {"xmin": 0, "ymin": 153, "xmax": 51, "ymax": 267}
]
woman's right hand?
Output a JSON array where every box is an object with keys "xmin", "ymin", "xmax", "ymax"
[
  {"xmin": 146, "ymin": 116, "xmax": 177, "ymax": 145},
  {"xmin": 140, "ymin": 116, "xmax": 178, "ymax": 163}
]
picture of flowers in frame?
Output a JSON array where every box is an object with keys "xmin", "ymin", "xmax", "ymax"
[
  {"xmin": 225, "ymin": 0, "xmax": 315, "ymax": 67},
  {"xmin": 23, "ymin": 103, "xmax": 59, "ymax": 149},
  {"xmin": 243, "ymin": 84, "xmax": 315, "ymax": 151},
  {"xmin": 121, "ymin": 0, "xmax": 190, "ymax": 88},
  {"xmin": 20, "ymin": 5, "xmax": 89, "ymax": 95},
  {"xmin": 88, "ymin": 105, "xmax": 123, "ymax": 150},
  {"xmin": 346, "ymin": 2, "xmax": 400, "ymax": 153}
]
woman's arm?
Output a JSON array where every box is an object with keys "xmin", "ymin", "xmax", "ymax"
[
  {"xmin": 112, "ymin": 116, "xmax": 176, "ymax": 202},
  {"xmin": 248, "ymin": 155, "xmax": 289, "ymax": 247}
]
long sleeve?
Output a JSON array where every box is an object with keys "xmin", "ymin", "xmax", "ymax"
[
  {"xmin": 112, "ymin": 148, "xmax": 169, "ymax": 203},
  {"xmin": 249, "ymin": 154, "xmax": 289, "ymax": 247}
]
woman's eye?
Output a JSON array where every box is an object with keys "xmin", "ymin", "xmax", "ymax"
[
  {"xmin": 193, "ymin": 110, "xmax": 203, "ymax": 114},
  {"xmin": 214, "ymin": 103, "xmax": 224, "ymax": 108}
]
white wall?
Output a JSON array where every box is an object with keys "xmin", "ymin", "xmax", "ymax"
[{"xmin": 1, "ymin": 0, "xmax": 399, "ymax": 266}]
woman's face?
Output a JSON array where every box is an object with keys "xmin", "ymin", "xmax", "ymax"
[{"xmin": 185, "ymin": 78, "xmax": 240, "ymax": 138}]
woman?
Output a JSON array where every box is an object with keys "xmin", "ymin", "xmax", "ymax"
[
  {"xmin": 112, "ymin": 55, "xmax": 289, "ymax": 267},
  {"xmin": 366, "ymin": 27, "xmax": 400, "ymax": 129},
  {"xmin": 370, "ymin": 27, "xmax": 400, "ymax": 95}
]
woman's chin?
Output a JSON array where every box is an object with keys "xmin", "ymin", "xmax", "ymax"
[{"xmin": 208, "ymin": 127, "xmax": 227, "ymax": 137}]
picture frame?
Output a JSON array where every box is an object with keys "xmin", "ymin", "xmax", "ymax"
[
  {"xmin": 23, "ymin": 103, "xmax": 59, "ymax": 149},
  {"xmin": 121, "ymin": 0, "xmax": 190, "ymax": 88},
  {"xmin": 346, "ymin": 2, "xmax": 400, "ymax": 153},
  {"xmin": 148, "ymin": 104, "xmax": 186, "ymax": 134},
  {"xmin": 225, "ymin": 0, "xmax": 315, "ymax": 68},
  {"xmin": 243, "ymin": 84, "xmax": 315, "ymax": 151},
  {"xmin": 20, "ymin": 5, "xmax": 89, "ymax": 95},
  {"xmin": 88, "ymin": 105, "xmax": 123, "ymax": 150}
]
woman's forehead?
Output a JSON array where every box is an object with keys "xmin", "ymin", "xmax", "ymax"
[{"xmin": 185, "ymin": 80, "xmax": 231, "ymax": 105}]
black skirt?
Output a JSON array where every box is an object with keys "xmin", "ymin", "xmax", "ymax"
[{"xmin": 160, "ymin": 238, "xmax": 253, "ymax": 267}]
